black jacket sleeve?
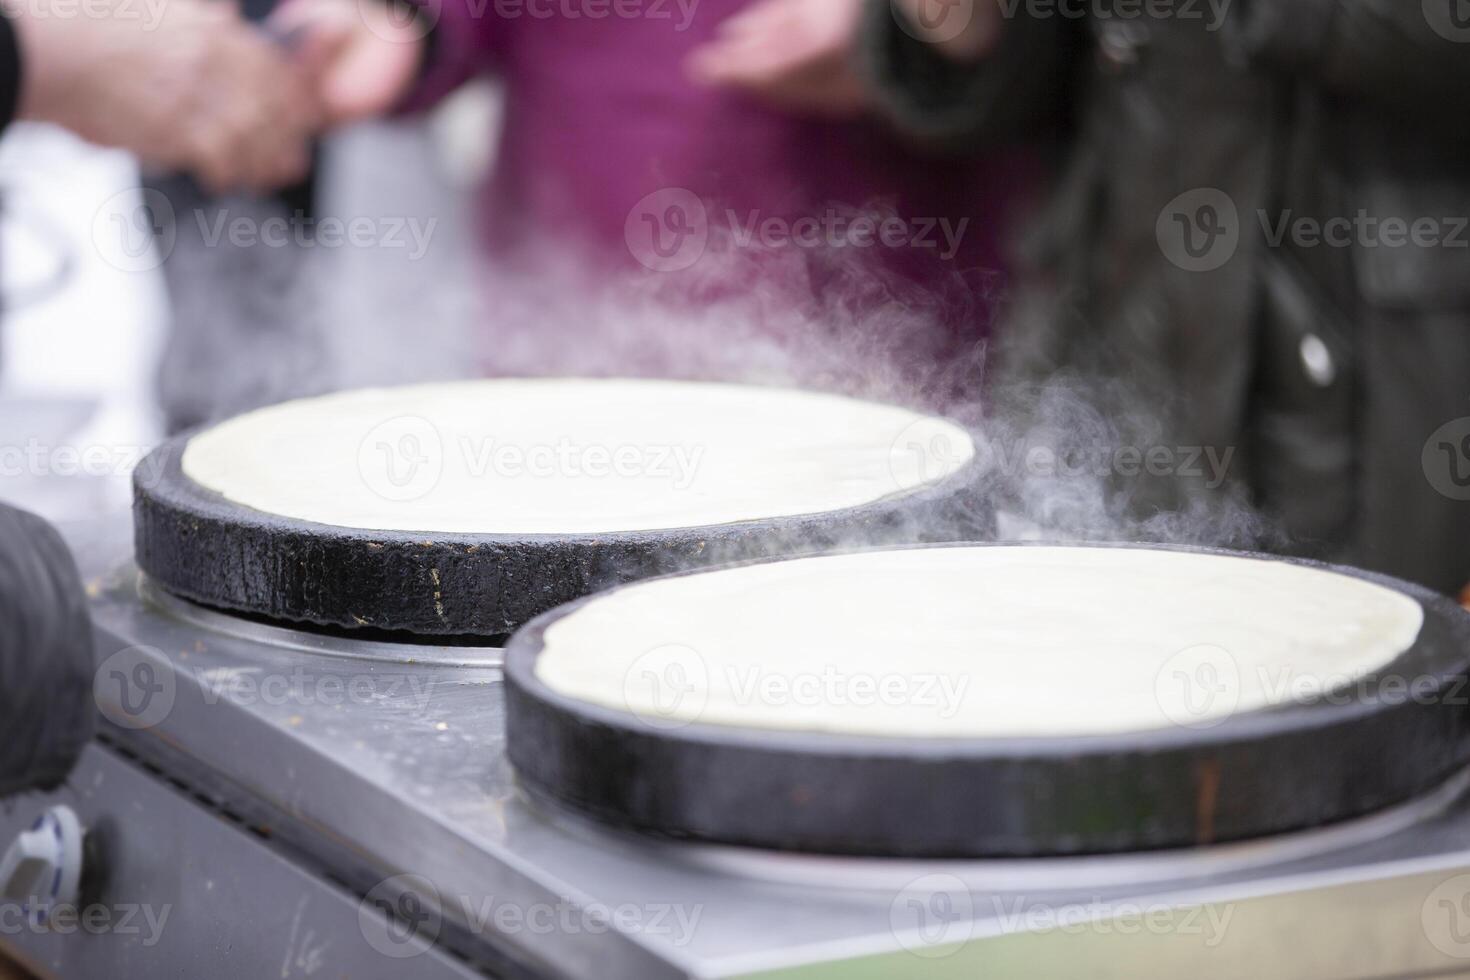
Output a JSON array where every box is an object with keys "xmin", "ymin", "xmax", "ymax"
[
  {"xmin": 0, "ymin": 504, "xmax": 94, "ymax": 797},
  {"xmin": 1234, "ymin": 0, "xmax": 1470, "ymax": 107},
  {"xmin": 0, "ymin": 7, "xmax": 20, "ymax": 134},
  {"xmin": 860, "ymin": 0, "xmax": 1077, "ymax": 149}
]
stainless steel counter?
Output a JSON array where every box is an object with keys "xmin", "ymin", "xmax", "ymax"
[{"xmin": 6, "ymin": 557, "xmax": 1470, "ymax": 979}]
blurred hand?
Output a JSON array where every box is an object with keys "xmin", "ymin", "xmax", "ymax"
[
  {"xmin": 269, "ymin": 0, "xmax": 424, "ymax": 128},
  {"xmin": 686, "ymin": 0, "xmax": 868, "ymax": 117},
  {"xmin": 13, "ymin": 0, "xmax": 320, "ymax": 193},
  {"xmin": 889, "ymin": 0, "xmax": 1004, "ymax": 61}
]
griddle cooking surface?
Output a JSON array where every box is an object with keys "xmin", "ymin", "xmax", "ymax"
[
  {"xmin": 133, "ymin": 435, "xmax": 985, "ymax": 638},
  {"xmin": 503, "ymin": 544, "xmax": 1470, "ymax": 858}
]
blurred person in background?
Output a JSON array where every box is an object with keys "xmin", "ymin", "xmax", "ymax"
[
  {"xmin": 0, "ymin": 0, "xmax": 326, "ymax": 435},
  {"xmin": 865, "ymin": 0, "xmax": 1470, "ymax": 594},
  {"xmin": 142, "ymin": 0, "xmax": 330, "ymax": 435},
  {"xmin": 271, "ymin": 0, "xmax": 1048, "ymax": 405}
]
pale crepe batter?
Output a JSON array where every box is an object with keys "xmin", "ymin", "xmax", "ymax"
[
  {"xmin": 536, "ymin": 546, "xmax": 1425, "ymax": 737},
  {"xmin": 180, "ymin": 379, "xmax": 974, "ymax": 535}
]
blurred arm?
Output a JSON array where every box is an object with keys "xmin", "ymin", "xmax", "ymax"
[
  {"xmin": 0, "ymin": 8, "xmax": 19, "ymax": 136},
  {"xmin": 395, "ymin": 0, "xmax": 510, "ymax": 112},
  {"xmin": 3, "ymin": 0, "xmax": 317, "ymax": 192},
  {"xmin": 273, "ymin": 0, "xmax": 508, "ymax": 124}
]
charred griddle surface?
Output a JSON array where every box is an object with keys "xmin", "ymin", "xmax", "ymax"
[
  {"xmin": 134, "ymin": 435, "xmax": 987, "ymax": 637},
  {"xmin": 504, "ymin": 544, "xmax": 1470, "ymax": 858}
]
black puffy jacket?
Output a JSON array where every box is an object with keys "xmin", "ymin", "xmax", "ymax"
[{"xmin": 867, "ymin": 0, "xmax": 1470, "ymax": 593}]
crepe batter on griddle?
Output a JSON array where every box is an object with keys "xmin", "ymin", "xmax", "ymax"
[
  {"xmin": 536, "ymin": 546, "xmax": 1425, "ymax": 737},
  {"xmin": 180, "ymin": 378, "xmax": 975, "ymax": 535}
]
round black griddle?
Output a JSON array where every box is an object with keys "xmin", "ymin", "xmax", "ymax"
[
  {"xmin": 503, "ymin": 543, "xmax": 1470, "ymax": 858},
  {"xmin": 133, "ymin": 435, "xmax": 987, "ymax": 638}
]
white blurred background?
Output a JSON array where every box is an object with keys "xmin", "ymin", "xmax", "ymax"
[{"xmin": 0, "ymin": 83, "xmax": 499, "ymax": 545}]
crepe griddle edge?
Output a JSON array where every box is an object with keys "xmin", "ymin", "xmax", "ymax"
[
  {"xmin": 133, "ymin": 432, "xmax": 989, "ymax": 638},
  {"xmin": 502, "ymin": 543, "xmax": 1470, "ymax": 857}
]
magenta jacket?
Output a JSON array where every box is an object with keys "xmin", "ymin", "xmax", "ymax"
[{"xmin": 406, "ymin": 0, "xmax": 1038, "ymax": 355}]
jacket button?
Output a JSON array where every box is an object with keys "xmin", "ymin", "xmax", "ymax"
[{"xmin": 1299, "ymin": 334, "xmax": 1336, "ymax": 387}]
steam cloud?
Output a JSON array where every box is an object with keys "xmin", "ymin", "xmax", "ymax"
[{"xmin": 168, "ymin": 190, "xmax": 1282, "ymax": 558}]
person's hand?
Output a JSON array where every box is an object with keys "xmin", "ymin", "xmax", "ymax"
[
  {"xmin": 888, "ymin": 0, "xmax": 1005, "ymax": 61},
  {"xmin": 686, "ymin": 0, "xmax": 868, "ymax": 117},
  {"xmin": 269, "ymin": 0, "xmax": 425, "ymax": 128},
  {"xmin": 11, "ymin": 0, "xmax": 320, "ymax": 193}
]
